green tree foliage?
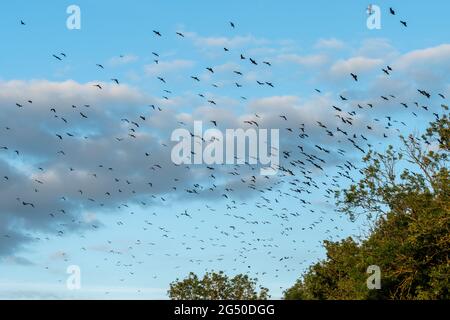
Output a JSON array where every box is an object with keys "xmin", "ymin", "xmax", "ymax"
[
  {"xmin": 284, "ymin": 113, "xmax": 449, "ymax": 300},
  {"xmin": 168, "ymin": 271, "xmax": 270, "ymax": 300}
]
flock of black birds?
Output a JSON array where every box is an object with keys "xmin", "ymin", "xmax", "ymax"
[
  {"xmin": 1, "ymin": 8, "xmax": 448, "ymax": 295},
  {"xmin": 388, "ymin": 6, "xmax": 409, "ymax": 27}
]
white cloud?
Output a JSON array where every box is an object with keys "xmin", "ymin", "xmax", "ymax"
[
  {"xmin": 315, "ymin": 38, "xmax": 345, "ymax": 50},
  {"xmin": 329, "ymin": 56, "xmax": 384, "ymax": 77},
  {"xmin": 277, "ymin": 53, "xmax": 329, "ymax": 67},
  {"xmin": 181, "ymin": 30, "xmax": 269, "ymax": 49},
  {"xmin": 356, "ymin": 38, "xmax": 397, "ymax": 59},
  {"xmin": 0, "ymin": 79, "xmax": 147, "ymax": 107},
  {"xmin": 108, "ymin": 54, "xmax": 138, "ymax": 66},
  {"xmin": 144, "ymin": 59, "xmax": 195, "ymax": 76},
  {"xmin": 196, "ymin": 35, "xmax": 267, "ymax": 48},
  {"xmin": 249, "ymin": 95, "xmax": 300, "ymax": 111},
  {"xmin": 395, "ymin": 44, "xmax": 450, "ymax": 70}
]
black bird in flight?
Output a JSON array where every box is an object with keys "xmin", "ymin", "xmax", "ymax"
[
  {"xmin": 52, "ymin": 54, "xmax": 62, "ymax": 61},
  {"xmin": 22, "ymin": 202, "xmax": 35, "ymax": 208},
  {"xmin": 176, "ymin": 32, "xmax": 185, "ymax": 37},
  {"xmin": 153, "ymin": 30, "xmax": 162, "ymax": 36},
  {"xmin": 111, "ymin": 78, "xmax": 119, "ymax": 84},
  {"xmin": 389, "ymin": 7, "xmax": 395, "ymax": 15},
  {"xmin": 350, "ymin": 73, "xmax": 358, "ymax": 81},
  {"xmin": 230, "ymin": 21, "xmax": 235, "ymax": 28},
  {"xmin": 400, "ymin": 21, "xmax": 407, "ymax": 27},
  {"xmin": 418, "ymin": 89, "xmax": 431, "ymax": 98}
]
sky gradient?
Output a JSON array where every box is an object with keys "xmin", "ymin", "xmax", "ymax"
[{"xmin": 0, "ymin": 0, "xmax": 449, "ymax": 299}]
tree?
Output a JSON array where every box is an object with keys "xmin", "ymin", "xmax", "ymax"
[
  {"xmin": 168, "ymin": 271, "xmax": 270, "ymax": 300},
  {"xmin": 284, "ymin": 112, "xmax": 449, "ymax": 300}
]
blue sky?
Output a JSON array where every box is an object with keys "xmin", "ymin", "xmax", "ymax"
[{"xmin": 0, "ymin": 0, "xmax": 449, "ymax": 299}]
